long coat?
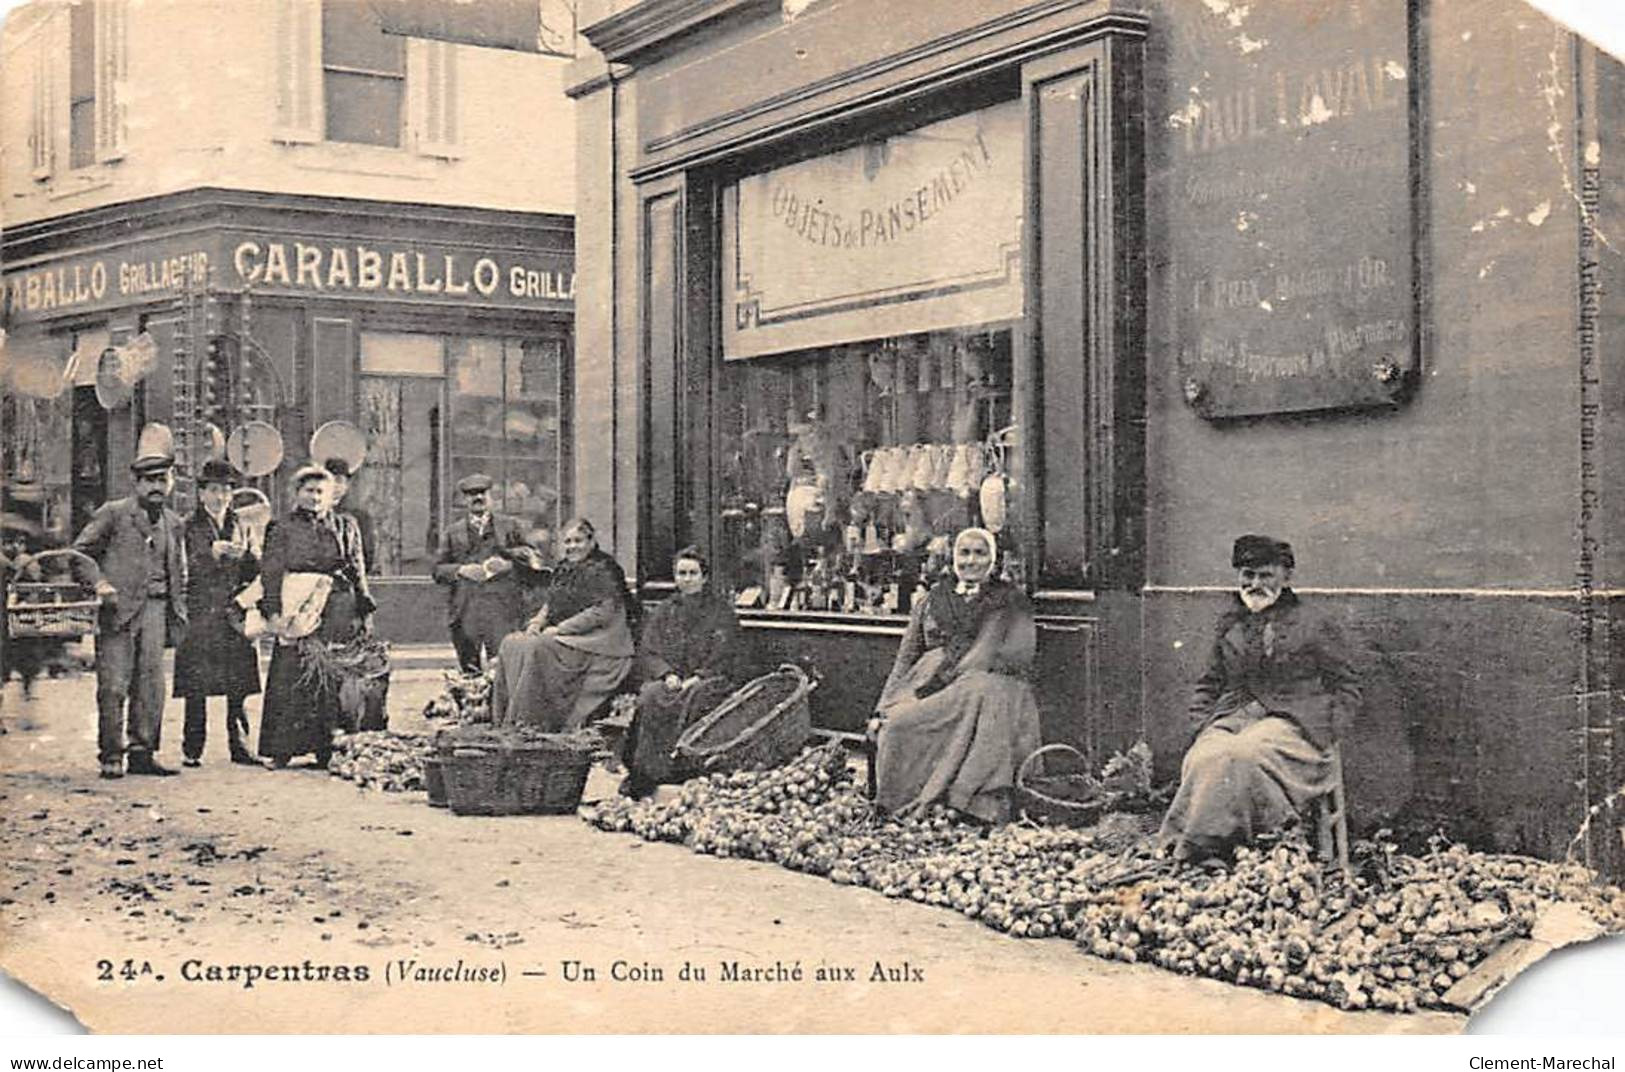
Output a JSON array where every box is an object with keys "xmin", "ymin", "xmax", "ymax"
[
  {"xmin": 432, "ymin": 513, "xmax": 528, "ymax": 633},
  {"xmin": 1188, "ymin": 589, "xmax": 1362, "ymax": 751},
  {"xmin": 172, "ymin": 507, "xmax": 261, "ymax": 699},
  {"xmin": 71, "ymin": 497, "xmax": 188, "ymax": 641}
]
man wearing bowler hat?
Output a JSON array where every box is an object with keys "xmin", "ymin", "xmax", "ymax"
[
  {"xmin": 72, "ymin": 442, "xmax": 189, "ymax": 778},
  {"xmin": 433, "ymin": 474, "xmax": 527, "ymax": 673}
]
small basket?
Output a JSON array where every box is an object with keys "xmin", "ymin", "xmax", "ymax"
[
  {"xmin": 442, "ymin": 737, "xmax": 594, "ymax": 816},
  {"xmin": 5, "ymin": 550, "xmax": 100, "ymax": 640},
  {"xmin": 1017, "ymin": 743, "xmax": 1112, "ymax": 828},
  {"xmin": 672, "ymin": 663, "xmax": 816, "ymax": 773}
]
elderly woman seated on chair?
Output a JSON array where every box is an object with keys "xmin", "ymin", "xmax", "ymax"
[
  {"xmin": 1159, "ymin": 535, "xmax": 1361, "ymax": 863},
  {"xmin": 870, "ymin": 527, "xmax": 1041, "ymax": 825}
]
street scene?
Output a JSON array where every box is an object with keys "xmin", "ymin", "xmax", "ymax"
[{"xmin": 2, "ymin": 0, "xmax": 1624, "ymax": 1039}]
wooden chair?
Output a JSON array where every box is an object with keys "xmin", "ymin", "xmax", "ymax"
[{"xmin": 1312, "ymin": 742, "xmax": 1351, "ymax": 875}]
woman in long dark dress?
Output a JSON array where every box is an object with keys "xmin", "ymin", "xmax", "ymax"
[
  {"xmin": 173, "ymin": 460, "xmax": 261, "ymax": 765},
  {"xmin": 492, "ymin": 518, "xmax": 634, "ymax": 731},
  {"xmin": 872, "ymin": 527, "xmax": 1041, "ymax": 824},
  {"xmin": 257, "ymin": 465, "xmax": 375, "ymax": 768},
  {"xmin": 618, "ymin": 545, "xmax": 744, "ymax": 798}
]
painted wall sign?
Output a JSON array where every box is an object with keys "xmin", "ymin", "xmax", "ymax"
[
  {"xmin": 3, "ymin": 231, "xmax": 574, "ymax": 325},
  {"xmin": 722, "ymin": 99, "xmax": 1024, "ymax": 360},
  {"xmin": 1169, "ymin": 0, "xmax": 1414, "ymax": 418}
]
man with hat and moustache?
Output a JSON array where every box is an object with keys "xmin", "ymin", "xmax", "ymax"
[
  {"xmin": 173, "ymin": 460, "xmax": 262, "ymax": 766},
  {"xmin": 433, "ymin": 474, "xmax": 528, "ymax": 673},
  {"xmin": 1158, "ymin": 535, "xmax": 1361, "ymax": 862},
  {"xmin": 71, "ymin": 442, "xmax": 189, "ymax": 778}
]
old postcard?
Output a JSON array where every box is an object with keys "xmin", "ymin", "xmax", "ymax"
[{"xmin": 1, "ymin": 0, "xmax": 1622, "ymax": 1037}]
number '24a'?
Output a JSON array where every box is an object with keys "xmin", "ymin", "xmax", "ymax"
[{"xmin": 96, "ymin": 959, "xmax": 159, "ymax": 982}]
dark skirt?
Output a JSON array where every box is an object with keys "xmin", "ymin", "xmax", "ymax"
[
  {"xmin": 625, "ymin": 676, "xmax": 734, "ymax": 784},
  {"xmin": 173, "ymin": 610, "xmax": 261, "ymax": 698},
  {"xmin": 256, "ymin": 590, "xmax": 358, "ymax": 762}
]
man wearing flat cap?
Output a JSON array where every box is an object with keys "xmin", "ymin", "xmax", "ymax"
[
  {"xmin": 1158, "ymin": 535, "xmax": 1361, "ymax": 862},
  {"xmin": 71, "ymin": 449, "xmax": 189, "ymax": 778},
  {"xmin": 433, "ymin": 474, "xmax": 528, "ymax": 673}
]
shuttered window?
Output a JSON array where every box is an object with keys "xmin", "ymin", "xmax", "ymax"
[{"xmin": 321, "ymin": 0, "xmax": 405, "ymax": 147}]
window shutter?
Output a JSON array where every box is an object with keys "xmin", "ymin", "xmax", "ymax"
[
  {"xmin": 30, "ymin": 9, "xmax": 66, "ymax": 180},
  {"xmin": 273, "ymin": 0, "xmax": 322, "ymax": 143},
  {"xmin": 94, "ymin": 0, "xmax": 128, "ymax": 162},
  {"xmin": 409, "ymin": 38, "xmax": 460, "ymax": 159}
]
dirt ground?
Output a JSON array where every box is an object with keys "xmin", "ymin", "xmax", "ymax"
[{"xmin": 0, "ymin": 659, "xmax": 1468, "ymax": 1035}]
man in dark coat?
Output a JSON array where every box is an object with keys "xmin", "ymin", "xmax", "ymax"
[
  {"xmin": 173, "ymin": 460, "xmax": 261, "ymax": 766},
  {"xmin": 72, "ymin": 451, "xmax": 190, "ymax": 778},
  {"xmin": 1158, "ymin": 535, "xmax": 1362, "ymax": 862},
  {"xmin": 432, "ymin": 474, "xmax": 528, "ymax": 673}
]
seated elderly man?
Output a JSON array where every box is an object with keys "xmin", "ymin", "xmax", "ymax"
[{"xmin": 1158, "ymin": 535, "xmax": 1361, "ymax": 863}]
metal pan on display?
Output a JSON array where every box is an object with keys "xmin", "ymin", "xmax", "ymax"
[
  {"xmin": 309, "ymin": 420, "xmax": 367, "ymax": 473},
  {"xmin": 225, "ymin": 420, "xmax": 285, "ymax": 478}
]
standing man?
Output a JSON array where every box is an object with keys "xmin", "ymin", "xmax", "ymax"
[
  {"xmin": 173, "ymin": 460, "xmax": 262, "ymax": 766},
  {"xmin": 73, "ymin": 446, "xmax": 189, "ymax": 778},
  {"xmin": 433, "ymin": 474, "xmax": 527, "ymax": 673}
]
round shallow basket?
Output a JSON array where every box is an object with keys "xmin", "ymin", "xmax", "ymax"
[
  {"xmin": 1016, "ymin": 743, "xmax": 1112, "ymax": 828},
  {"xmin": 442, "ymin": 737, "xmax": 594, "ymax": 816},
  {"xmin": 5, "ymin": 549, "xmax": 100, "ymax": 640},
  {"xmin": 672, "ymin": 663, "xmax": 816, "ymax": 774}
]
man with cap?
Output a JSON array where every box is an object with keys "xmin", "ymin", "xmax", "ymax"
[
  {"xmin": 321, "ymin": 458, "xmax": 376, "ymax": 576},
  {"xmin": 173, "ymin": 460, "xmax": 261, "ymax": 766},
  {"xmin": 71, "ymin": 446, "xmax": 189, "ymax": 778},
  {"xmin": 432, "ymin": 474, "xmax": 528, "ymax": 673},
  {"xmin": 1158, "ymin": 535, "xmax": 1361, "ymax": 863}
]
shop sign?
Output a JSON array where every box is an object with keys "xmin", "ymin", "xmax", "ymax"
[
  {"xmin": 4, "ymin": 237, "xmax": 211, "ymax": 323},
  {"xmin": 228, "ymin": 237, "xmax": 575, "ymax": 309},
  {"xmin": 723, "ymin": 99, "xmax": 1024, "ymax": 360},
  {"xmin": 2, "ymin": 232, "xmax": 575, "ymax": 325},
  {"xmin": 1169, "ymin": 0, "xmax": 1415, "ymax": 418}
]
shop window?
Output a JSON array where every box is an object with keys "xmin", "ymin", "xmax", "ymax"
[
  {"xmin": 352, "ymin": 331, "xmax": 570, "ymax": 577},
  {"xmin": 714, "ymin": 323, "xmax": 1024, "ymax": 613},
  {"xmin": 448, "ymin": 336, "xmax": 569, "ymax": 536},
  {"xmin": 321, "ymin": 0, "xmax": 405, "ymax": 147}
]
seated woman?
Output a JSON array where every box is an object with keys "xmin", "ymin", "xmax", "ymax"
[
  {"xmin": 619, "ymin": 546, "xmax": 744, "ymax": 798},
  {"xmin": 257, "ymin": 464, "xmax": 375, "ymax": 769},
  {"xmin": 493, "ymin": 518, "xmax": 634, "ymax": 731},
  {"xmin": 872, "ymin": 527, "xmax": 1041, "ymax": 824},
  {"xmin": 1158, "ymin": 535, "xmax": 1361, "ymax": 862}
]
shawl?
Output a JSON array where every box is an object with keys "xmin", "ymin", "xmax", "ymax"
[
  {"xmin": 917, "ymin": 577, "xmax": 1022, "ymax": 698},
  {"xmin": 547, "ymin": 548, "xmax": 629, "ymax": 623},
  {"xmin": 638, "ymin": 588, "xmax": 741, "ymax": 681}
]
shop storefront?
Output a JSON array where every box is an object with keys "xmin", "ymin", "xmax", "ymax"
[
  {"xmin": 0, "ymin": 188, "xmax": 575, "ymax": 642},
  {"xmin": 572, "ymin": 0, "xmax": 1623, "ymax": 875}
]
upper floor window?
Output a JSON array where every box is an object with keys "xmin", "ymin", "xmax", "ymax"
[
  {"xmin": 68, "ymin": 0, "xmax": 96, "ymax": 167},
  {"xmin": 320, "ymin": 0, "xmax": 405, "ymax": 147}
]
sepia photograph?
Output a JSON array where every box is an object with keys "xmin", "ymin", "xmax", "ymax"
[{"xmin": 0, "ymin": 0, "xmax": 1621, "ymax": 1044}]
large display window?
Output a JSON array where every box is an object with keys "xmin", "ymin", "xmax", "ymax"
[{"xmin": 714, "ymin": 321, "xmax": 1027, "ymax": 614}]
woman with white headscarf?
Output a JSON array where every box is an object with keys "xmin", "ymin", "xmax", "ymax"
[{"xmin": 871, "ymin": 527, "xmax": 1041, "ymax": 823}]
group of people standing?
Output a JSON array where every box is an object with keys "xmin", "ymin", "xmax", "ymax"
[{"xmin": 11, "ymin": 428, "xmax": 1358, "ymax": 868}]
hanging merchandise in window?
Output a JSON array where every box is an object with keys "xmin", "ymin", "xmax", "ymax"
[{"xmin": 715, "ymin": 323, "xmax": 1025, "ymax": 616}]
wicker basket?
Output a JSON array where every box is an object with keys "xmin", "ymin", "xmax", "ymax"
[
  {"xmin": 442, "ymin": 738, "xmax": 594, "ymax": 816},
  {"xmin": 1016, "ymin": 743, "xmax": 1113, "ymax": 827},
  {"xmin": 672, "ymin": 663, "xmax": 816, "ymax": 773},
  {"xmin": 5, "ymin": 550, "xmax": 100, "ymax": 640}
]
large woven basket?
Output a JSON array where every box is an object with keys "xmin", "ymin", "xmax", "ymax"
[
  {"xmin": 5, "ymin": 550, "xmax": 100, "ymax": 640},
  {"xmin": 442, "ymin": 737, "xmax": 594, "ymax": 816},
  {"xmin": 672, "ymin": 663, "xmax": 816, "ymax": 773}
]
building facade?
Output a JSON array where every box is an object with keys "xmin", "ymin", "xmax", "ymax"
[
  {"xmin": 568, "ymin": 0, "xmax": 1624, "ymax": 874},
  {"xmin": 1, "ymin": 0, "xmax": 577, "ymax": 641}
]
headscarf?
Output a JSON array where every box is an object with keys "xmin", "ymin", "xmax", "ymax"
[{"xmin": 953, "ymin": 527, "xmax": 998, "ymax": 597}]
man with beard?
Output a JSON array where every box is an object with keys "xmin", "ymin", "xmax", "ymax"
[
  {"xmin": 1157, "ymin": 535, "xmax": 1361, "ymax": 863},
  {"xmin": 432, "ymin": 474, "xmax": 527, "ymax": 673},
  {"xmin": 72, "ymin": 448, "xmax": 190, "ymax": 778}
]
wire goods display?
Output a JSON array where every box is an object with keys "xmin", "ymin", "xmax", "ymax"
[{"xmin": 5, "ymin": 550, "xmax": 100, "ymax": 640}]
